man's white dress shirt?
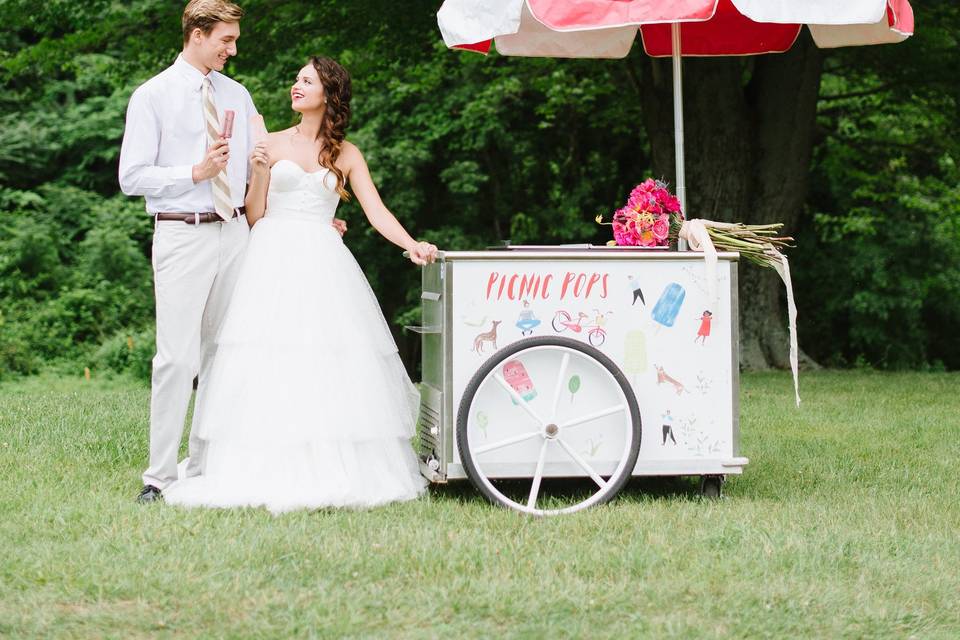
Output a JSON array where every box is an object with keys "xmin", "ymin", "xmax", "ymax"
[{"xmin": 119, "ymin": 55, "xmax": 257, "ymax": 214}]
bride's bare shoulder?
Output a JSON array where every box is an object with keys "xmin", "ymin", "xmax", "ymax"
[
  {"xmin": 339, "ymin": 140, "xmax": 364, "ymax": 163},
  {"xmin": 266, "ymin": 128, "xmax": 292, "ymax": 144},
  {"xmin": 263, "ymin": 129, "xmax": 293, "ymax": 156},
  {"xmin": 336, "ymin": 141, "xmax": 364, "ymax": 177}
]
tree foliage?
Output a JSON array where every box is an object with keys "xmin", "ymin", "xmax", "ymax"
[{"xmin": 0, "ymin": 0, "xmax": 957, "ymax": 379}]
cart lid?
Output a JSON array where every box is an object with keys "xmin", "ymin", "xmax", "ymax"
[{"xmin": 436, "ymin": 246, "xmax": 740, "ymax": 261}]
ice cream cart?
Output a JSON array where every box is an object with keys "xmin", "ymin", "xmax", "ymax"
[{"xmin": 410, "ymin": 247, "xmax": 747, "ymax": 515}]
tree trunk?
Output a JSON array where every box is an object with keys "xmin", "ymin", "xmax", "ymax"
[{"xmin": 634, "ymin": 31, "xmax": 824, "ymax": 369}]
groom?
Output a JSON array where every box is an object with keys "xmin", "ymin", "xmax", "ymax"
[{"xmin": 120, "ymin": 0, "xmax": 345, "ymax": 503}]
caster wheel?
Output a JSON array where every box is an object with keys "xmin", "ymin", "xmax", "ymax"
[{"xmin": 699, "ymin": 475, "xmax": 723, "ymax": 499}]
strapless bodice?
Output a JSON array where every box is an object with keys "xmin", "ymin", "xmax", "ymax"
[{"xmin": 266, "ymin": 159, "xmax": 340, "ymax": 222}]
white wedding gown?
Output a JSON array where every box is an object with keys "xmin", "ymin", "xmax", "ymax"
[{"xmin": 164, "ymin": 159, "xmax": 427, "ymax": 513}]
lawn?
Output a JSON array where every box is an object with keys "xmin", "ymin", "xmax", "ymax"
[{"xmin": 1, "ymin": 371, "xmax": 958, "ymax": 638}]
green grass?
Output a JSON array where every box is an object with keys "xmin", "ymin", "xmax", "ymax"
[{"xmin": 1, "ymin": 371, "xmax": 959, "ymax": 638}]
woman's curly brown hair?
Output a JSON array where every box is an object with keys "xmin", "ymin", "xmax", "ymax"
[{"xmin": 308, "ymin": 56, "xmax": 352, "ymax": 200}]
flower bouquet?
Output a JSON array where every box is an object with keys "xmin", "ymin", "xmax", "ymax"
[
  {"xmin": 596, "ymin": 178, "xmax": 794, "ymax": 268},
  {"xmin": 595, "ymin": 178, "xmax": 680, "ymax": 248}
]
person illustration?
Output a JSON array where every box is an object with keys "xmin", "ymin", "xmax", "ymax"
[
  {"xmin": 695, "ymin": 310, "xmax": 713, "ymax": 344},
  {"xmin": 515, "ymin": 299, "xmax": 541, "ymax": 336},
  {"xmin": 628, "ymin": 275, "xmax": 645, "ymax": 305},
  {"xmin": 661, "ymin": 409, "xmax": 677, "ymax": 445}
]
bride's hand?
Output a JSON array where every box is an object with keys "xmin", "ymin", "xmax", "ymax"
[
  {"xmin": 250, "ymin": 142, "xmax": 269, "ymax": 177},
  {"xmin": 332, "ymin": 218, "xmax": 347, "ymax": 237},
  {"xmin": 407, "ymin": 240, "xmax": 438, "ymax": 266}
]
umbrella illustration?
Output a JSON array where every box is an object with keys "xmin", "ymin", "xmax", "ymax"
[{"xmin": 438, "ymin": 0, "xmax": 915, "ymax": 212}]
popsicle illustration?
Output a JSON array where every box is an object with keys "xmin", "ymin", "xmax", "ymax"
[
  {"xmin": 652, "ymin": 282, "xmax": 686, "ymax": 328},
  {"xmin": 568, "ymin": 374, "xmax": 581, "ymax": 403},
  {"xmin": 502, "ymin": 359, "xmax": 537, "ymax": 404},
  {"xmin": 221, "ymin": 109, "xmax": 235, "ymax": 138},
  {"xmin": 623, "ymin": 330, "xmax": 648, "ymax": 381},
  {"xmin": 475, "ymin": 411, "xmax": 489, "ymax": 438}
]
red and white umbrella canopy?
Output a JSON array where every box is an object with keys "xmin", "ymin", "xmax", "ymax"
[{"xmin": 439, "ymin": 0, "xmax": 915, "ymax": 58}]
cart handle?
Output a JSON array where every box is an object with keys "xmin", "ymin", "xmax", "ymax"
[{"xmin": 404, "ymin": 325, "xmax": 442, "ymax": 334}]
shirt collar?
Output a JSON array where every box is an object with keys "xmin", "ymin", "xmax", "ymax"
[{"xmin": 172, "ymin": 54, "xmax": 219, "ymax": 92}]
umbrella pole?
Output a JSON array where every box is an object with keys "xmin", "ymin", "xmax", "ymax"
[{"xmin": 671, "ymin": 23, "xmax": 688, "ymax": 251}]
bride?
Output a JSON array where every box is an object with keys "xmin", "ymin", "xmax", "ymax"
[{"xmin": 164, "ymin": 57, "xmax": 436, "ymax": 513}]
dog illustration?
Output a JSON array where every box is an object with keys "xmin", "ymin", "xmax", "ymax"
[
  {"xmin": 472, "ymin": 321, "xmax": 501, "ymax": 354},
  {"xmin": 655, "ymin": 364, "xmax": 687, "ymax": 395}
]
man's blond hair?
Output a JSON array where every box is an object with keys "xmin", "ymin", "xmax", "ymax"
[{"xmin": 182, "ymin": 0, "xmax": 244, "ymax": 44}]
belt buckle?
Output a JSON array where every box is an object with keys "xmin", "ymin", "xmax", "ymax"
[{"xmin": 193, "ymin": 213, "xmax": 201, "ymax": 226}]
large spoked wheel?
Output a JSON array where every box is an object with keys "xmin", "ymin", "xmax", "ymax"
[{"xmin": 457, "ymin": 336, "xmax": 641, "ymax": 516}]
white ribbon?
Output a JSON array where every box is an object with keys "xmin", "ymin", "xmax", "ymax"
[
  {"xmin": 678, "ymin": 218, "xmax": 739, "ymax": 309},
  {"xmin": 769, "ymin": 248, "xmax": 801, "ymax": 407},
  {"xmin": 679, "ymin": 219, "xmax": 801, "ymax": 407}
]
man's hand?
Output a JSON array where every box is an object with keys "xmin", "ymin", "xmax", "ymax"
[
  {"xmin": 192, "ymin": 138, "xmax": 230, "ymax": 183},
  {"xmin": 332, "ymin": 218, "xmax": 347, "ymax": 237}
]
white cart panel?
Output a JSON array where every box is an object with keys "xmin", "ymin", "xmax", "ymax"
[{"xmin": 415, "ymin": 250, "xmax": 745, "ymax": 481}]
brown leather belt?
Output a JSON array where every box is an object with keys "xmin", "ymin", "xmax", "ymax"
[{"xmin": 155, "ymin": 207, "xmax": 246, "ymax": 224}]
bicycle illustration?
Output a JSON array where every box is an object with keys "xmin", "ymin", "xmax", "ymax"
[{"xmin": 551, "ymin": 309, "xmax": 613, "ymax": 347}]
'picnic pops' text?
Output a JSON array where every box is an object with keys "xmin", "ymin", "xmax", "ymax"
[{"xmin": 485, "ymin": 271, "xmax": 609, "ymax": 301}]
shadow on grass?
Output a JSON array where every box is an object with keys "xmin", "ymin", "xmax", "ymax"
[
  {"xmin": 621, "ymin": 475, "xmax": 702, "ymax": 500},
  {"xmin": 424, "ymin": 474, "xmax": 706, "ymax": 509}
]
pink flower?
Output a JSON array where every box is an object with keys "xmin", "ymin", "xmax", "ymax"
[
  {"xmin": 652, "ymin": 216, "xmax": 669, "ymax": 241},
  {"xmin": 613, "ymin": 224, "xmax": 632, "ymax": 246},
  {"xmin": 630, "ymin": 180, "xmax": 655, "ymax": 199}
]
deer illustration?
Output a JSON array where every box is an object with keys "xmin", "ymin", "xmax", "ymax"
[
  {"xmin": 472, "ymin": 320, "xmax": 501, "ymax": 354},
  {"xmin": 655, "ymin": 364, "xmax": 687, "ymax": 395}
]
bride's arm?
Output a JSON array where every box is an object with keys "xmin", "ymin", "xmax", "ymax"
[
  {"xmin": 341, "ymin": 142, "xmax": 436, "ymax": 265},
  {"xmin": 244, "ymin": 141, "xmax": 271, "ymax": 227}
]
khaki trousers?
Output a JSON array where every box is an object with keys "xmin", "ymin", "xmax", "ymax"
[{"xmin": 143, "ymin": 215, "xmax": 248, "ymax": 490}]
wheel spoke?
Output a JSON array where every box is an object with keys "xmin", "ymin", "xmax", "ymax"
[
  {"xmin": 526, "ymin": 440, "xmax": 550, "ymax": 509},
  {"xmin": 549, "ymin": 352, "xmax": 571, "ymax": 422},
  {"xmin": 493, "ymin": 373, "xmax": 547, "ymax": 426},
  {"xmin": 557, "ymin": 438, "xmax": 608, "ymax": 489},
  {"xmin": 473, "ymin": 430, "xmax": 542, "ymax": 455},
  {"xmin": 558, "ymin": 404, "xmax": 626, "ymax": 429}
]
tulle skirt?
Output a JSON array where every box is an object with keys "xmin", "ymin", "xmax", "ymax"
[{"xmin": 163, "ymin": 212, "xmax": 427, "ymax": 513}]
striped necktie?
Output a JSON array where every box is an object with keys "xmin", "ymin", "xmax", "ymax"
[{"xmin": 202, "ymin": 77, "xmax": 233, "ymax": 221}]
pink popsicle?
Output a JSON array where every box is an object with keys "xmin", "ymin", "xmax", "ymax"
[{"xmin": 221, "ymin": 110, "xmax": 235, "ymax": 138}]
